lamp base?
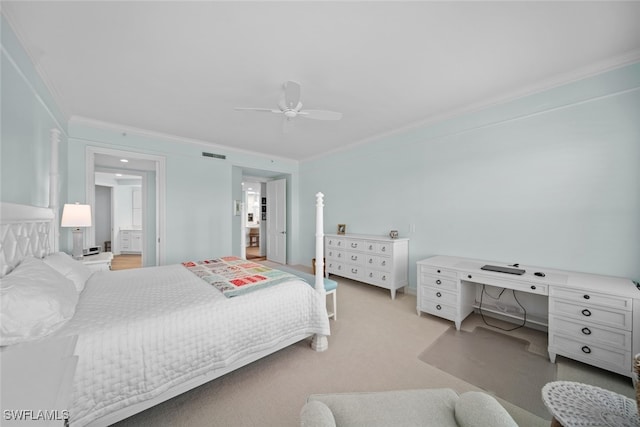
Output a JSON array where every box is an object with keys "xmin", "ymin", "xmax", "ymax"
[{"xmin": 71, "ymin": 228, "xmax": 84, "ymax": 260}]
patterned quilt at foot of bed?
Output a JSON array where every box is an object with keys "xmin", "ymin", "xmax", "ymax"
[{"xmin": 182, "ymin": 256, "xmax": 302, "ymax": 297}]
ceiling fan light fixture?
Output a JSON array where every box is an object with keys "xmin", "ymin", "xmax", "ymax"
[{"xmin": 283, "ymin": 110, "xmax": 297, "ymax": 119}]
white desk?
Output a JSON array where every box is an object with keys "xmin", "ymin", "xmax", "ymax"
[{"xmin": 417, "ymin": 255, "xmax": 639, "ymax": 378}]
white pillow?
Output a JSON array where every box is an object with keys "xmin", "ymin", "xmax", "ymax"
[
  {"xmin": 0, "ymin": 257, "xmax": 79, "ymax": 346},
  {"xmin": 43, "ymin": 252, "xmax": 93, "ymax": 292}
]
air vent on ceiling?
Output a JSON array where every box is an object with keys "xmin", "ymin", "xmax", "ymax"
[{"xmin": 202, "ymin": 152, "xmax": 226, "ymax": 160}]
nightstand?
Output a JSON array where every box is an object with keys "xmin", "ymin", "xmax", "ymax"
[{"xmin": 82, "ymin": 251, "xmax": 113, "ymax": 272}]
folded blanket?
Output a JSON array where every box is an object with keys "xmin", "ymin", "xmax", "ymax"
[{"xmin": 182, "ymin": 256, "xmax": 301, "ymax": 297}]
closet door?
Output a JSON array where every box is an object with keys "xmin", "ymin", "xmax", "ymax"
[{"xmin": 266, "ymin": 179, "xmax": 286, "ymax": 264}]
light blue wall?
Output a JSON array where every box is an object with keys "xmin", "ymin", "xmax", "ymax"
[
  {"xmin": 1, "ymin": 16, "xmax": 68, "ymax": 211},
  {"xmin": 67, "ymin": 123, "xmax": 300, "ymax": 265},
  {"xmin": 300, "ymin": 63, "xmax": 640, "ymax": 287}
]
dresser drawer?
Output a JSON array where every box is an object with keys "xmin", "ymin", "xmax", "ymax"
[
  {"xmin": 420, "ymin": 265, "xmax": 457, "ymax": 279},
  {"xmin": 345, "ymin": 251, "xmax": 365, "ymax": 266},
  {"xmin": 421, "ymin": 287, "xmax": 458, "ymax": 306},
  {"xmin": 326, "ymin": 260, "xmax": 345, "ymax": 274},
  {"xmin": 550, "ymin": 287, "xmax": 632, "ymax": 311},
  {"xmin": 420, "ymin": 274, "xmax": 457, "ymax": 291},
  {"xmin": 345, "ymin": 264, "xmax": 365, "ymax": 280},
  {"xmin": 365, "ymin": 269, "xmax": 392, "ymax": 286},
  {"xmin": 366, "ymin": 255, "xmax": 392, "ymax": 272},
  {"xmin": 326, "ymin": 249, "xmax": 344, "ymax": 260},
  {"xmin": 345, "ymin": 239, "xmax": 365, "ymax": 251},
  {"xmin": 550, "ymin": 315, "xmax": 632, "ymax": 350},
  {"xmin": 326, "ymin": 237, "xmax": 344, "ymax": 248},
  {"xmin": 549, "ymin": 299, "xmax": 632, "ymax": 330},
  {"xmin": 549, "ymin": 334, "xmax": 630, "ymax": 372}
]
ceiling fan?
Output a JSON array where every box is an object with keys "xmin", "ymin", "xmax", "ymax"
[{"xmin": 235, "ymin": 81, "xmax": 342, "ymax": 132}]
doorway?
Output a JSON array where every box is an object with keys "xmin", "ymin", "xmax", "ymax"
[
  {"xmin": 86, "ymin": 146, "xmax": 166, "ymax": 267},
  {"xmin": 239, "ymin": 171, "xmax": 289, "ymax": 264}
]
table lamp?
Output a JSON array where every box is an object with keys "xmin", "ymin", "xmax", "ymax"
[{"xmin": 61, "ymin": 203, "xmax": 92, "ymax": 260}]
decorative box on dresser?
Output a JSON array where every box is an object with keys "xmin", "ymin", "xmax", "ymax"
[
  {"xmin": 325, "ymin": 233, "xmax": 409, "ymax": 299},
  {"xmin": 417, "ymin": 255, "xmax": 640, "ymax": 378}
]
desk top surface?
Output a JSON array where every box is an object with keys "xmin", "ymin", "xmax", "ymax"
[{"xmin": 419, "ymin": 255, "xmax": 637, "ymax": 298}]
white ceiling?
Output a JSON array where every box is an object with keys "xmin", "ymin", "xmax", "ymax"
[{"xmin": 4, "ymin": 1, "xmax": 640, "ymax": 161}]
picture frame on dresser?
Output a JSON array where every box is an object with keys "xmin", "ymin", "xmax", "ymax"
[{"xmin": 337, "ymin": 224, "xmax": 346, "ymax": 235}]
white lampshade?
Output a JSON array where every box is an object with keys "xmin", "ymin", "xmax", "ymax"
[{"xmin": 61, "ymin": 203, "xmax": 92, "ymax": 228}]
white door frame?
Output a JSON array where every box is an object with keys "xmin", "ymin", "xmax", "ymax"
[{"xmin": 85, "ymin": 146, "xmax": 166, "ymax": 266}]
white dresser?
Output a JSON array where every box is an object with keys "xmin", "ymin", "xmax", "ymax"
[
  {"xmin": 417, "ymin": 255, "xmax": 639, "ymax": 378},
  {"xmin": 325, "ymin": 233, "xmax": 409, "ymax": 299}
]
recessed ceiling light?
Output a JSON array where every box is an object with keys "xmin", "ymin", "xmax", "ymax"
[
  {"xmin": 116, "ymin": 173, "xmax": 123, "ymax": 177},
  {"xmin": 120, "ymin": 158, "xmax": 129, "ymax": 163}
]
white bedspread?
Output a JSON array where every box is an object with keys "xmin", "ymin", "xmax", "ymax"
[{"xmin": 52, "ymin": 264, "xmax": 330, "ymax": 426}]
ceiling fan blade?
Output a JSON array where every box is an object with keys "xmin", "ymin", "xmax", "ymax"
[
  {"xmin": 298, "ymin": 109, "xmax": 343, "ymax": 120},
  {"xmin": 283, "ymin": 81, "xmax": 301, "ymax": 110},
  {"xmin": 235, "ymin": 107, "xmax": 282, "ymax": 114}
]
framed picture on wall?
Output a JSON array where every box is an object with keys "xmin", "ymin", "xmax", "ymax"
[
  {"xmin": 337, "ymin": 224, "xmax": 346, "ymax": 235},
  {"xmin": 262, "ymin": 213, "xmax": 266, "ymax": 221},
  {"xmin": 261, "ymin": 197, "xmax": 267, "ymax": 205}
]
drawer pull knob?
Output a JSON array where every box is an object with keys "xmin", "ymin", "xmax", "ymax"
[
  {"xmin": 351, "ymin": 255, "xmax": 357, "ymax": 261},
  {"xmin": 436, "ymin": 292, "xmax": 442, "ymax": 298},
  {"xmin": 381, "ymin": 247, "xmax": 386, "ymax": 252},
  {"xmin": 581, "ymin": 327, "xmax": 592, "ymax": 335},
  {"xmin": 436, "ymin": 279, "xmax": 442, "ymax": 285},
  {"xmin": 437, "ymin": 269, "xmax": 441, "ymax": 273},
  {"xmin": 530, "ymin": 285, "xmax": 536, "ymax": 290},
  {"xmin": 381, "ymin": 261, "xmax": 386, "ymax": 266},
  {"xmin": 381, "ymin": 276, "xmax": 387, "ymax": 281},
  {"xmin": 583, "ymin": 295, "xmax": 590, "ymax": 300},
  {"xmin": 581, "ymin": 346, "xmax": 591, "ymax": 354},
  {"xmin": 436, "ymin": 304, "xmax": 442, "ymax": 310},
  {"xmin": 468, "ymin": 275, "xmax": 472, "ymax": 279},
  {"xmin": 369, "ymin": 259, "xmax": 373, "ymax": 264},
  {"xmin": 369, "ymin": 245, "xmax": 373, "ymax": 250},
  {"xmin": 351, "ymin": 268, "xmax": 358, "ymax": 274},
  {"xmin": 369, "ymin": 273, "xmax": 373, "ymax": 278},
  {"xmin": 581, "ymin": 309, "xmax": 592, "ymax": 317}
]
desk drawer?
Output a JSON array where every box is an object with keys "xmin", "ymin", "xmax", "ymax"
[
  {"xmin": 549, "ymin": 333, "xmax": 630, "ymax": 372},
  {"xmin": 420, "ymin": 300, "xmax": 458, "ymax": 321},
  {"xmin": 550, "ymin": 315, "xmax": 632, "ymax": 351},
  {"xmin": 462, "ymin": 273, "xmax": 548, "ymax": 296},
  {"xmin": 422, "ymin": 287, "xmax": 457, "ymax": 306},
  {"xmin": 420, "ymin": 274, "xmax": 457, "ymax": 291},
  {"xmin": 550, "ymin": 299, "xmax": 631, "ymax": 330},
  {"xmin": 550, "ymin": 287, "xmax": 632, "ymax": 311},
  {"xmin": 420, "ymin": 265, "xmax": 457, "ymax": 279}
]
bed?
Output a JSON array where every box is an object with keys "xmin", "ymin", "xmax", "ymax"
[{"xmin": 0, "ymin": 194, "xmax": 330, "ymax": 427}]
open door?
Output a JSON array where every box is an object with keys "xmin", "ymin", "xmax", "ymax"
[{"xmin": 266, "ymin": 178, "xmax": 286, "ymax": 264}]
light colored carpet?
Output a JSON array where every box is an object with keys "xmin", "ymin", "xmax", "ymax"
[
  {"xmin": 112, "ymin": 264, "xmax": 632, "ymax": 427},
  {"xmin": 418, "ymin": 326, "xmax": 557, "ymax": 418}
]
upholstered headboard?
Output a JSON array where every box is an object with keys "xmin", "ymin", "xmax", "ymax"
[{"xmin": 0, "ymin": 202, "xmax": 55, "ymax": 277}]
